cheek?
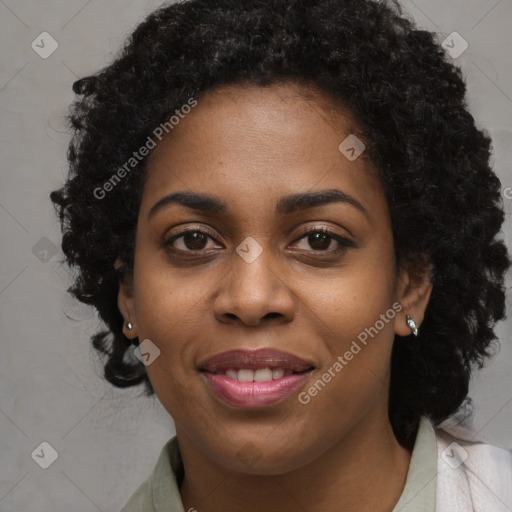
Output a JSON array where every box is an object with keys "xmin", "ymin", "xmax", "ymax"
[
  {"xmin": 134, "ymin": 270, "xmax": 208, "ymax": 352},
  {"xmin": 132, "ymin": 233, "xmax": 212, "ymax": 335},
  {"xmin": 304, "ymin": 251, "xmax": 397, "ymax": 340},
  {"xmin": 132, "ymin": 266, "xmax": 204, "ymax": 418},
  {"xmin": 131, "ymin": 254, "xmax": 214, "ymax": 393},
  {"xmin": 298, "ymin": 248, "xmax": 398, "ymax": 396}
]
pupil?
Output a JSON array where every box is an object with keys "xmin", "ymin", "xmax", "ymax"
[
  {"xmin": 184, "ymin": 231, "xmax": 207, "ymax": 250},
  {"xmin": 309, "ymin": 232, "xmax": 330, "ymax": 250}
]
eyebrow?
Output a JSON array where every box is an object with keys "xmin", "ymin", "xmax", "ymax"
[{"xmin": 147, "ymin": 189, "xmax": 368, "ymax": 220}]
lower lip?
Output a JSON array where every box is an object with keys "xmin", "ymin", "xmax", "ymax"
[{"xmin": 201, "ymin": 371, "xmax": 312, "ymax": 408}]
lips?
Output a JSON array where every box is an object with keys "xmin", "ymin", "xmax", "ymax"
[
  {"xmin": 199, "ymin": 348, "xmax": 315, "ymax": 408},
  {"xmin": 199, "ymin": 348, "xmax": 315, "ymax": 373}
]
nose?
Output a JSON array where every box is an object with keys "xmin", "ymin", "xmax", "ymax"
[{"xmin": 213, "ymin": 242, "xmax": 295, "ymax": 327}]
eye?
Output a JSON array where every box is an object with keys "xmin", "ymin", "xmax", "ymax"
[
  {"xmin": 163, "ymin": 225, "xmax": 354, "ymax": 256},
  {"xmin": 290, "ymin": 227, "xmax": 354, "ymax": 253},
  {"xmin": 163, "ymin": 228, "xmax": 222, "ymax": 253}
]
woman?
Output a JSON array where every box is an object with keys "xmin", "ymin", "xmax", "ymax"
[{"xmin": 50, "ymin": 0, "xmax": 512, "ymax": 510}]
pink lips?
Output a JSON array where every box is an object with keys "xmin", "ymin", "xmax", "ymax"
[
  {"xmin": 199, "ymin": 348, "xmax": 315, "ymax": 408},
  {"xmin": 202, "ymin": 371, "xmax": 312, "ymax": 408}
]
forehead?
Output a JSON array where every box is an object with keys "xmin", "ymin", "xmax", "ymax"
[{"xmin": 141, "ymin": 82, "xmax": 384, "ymax": 220}]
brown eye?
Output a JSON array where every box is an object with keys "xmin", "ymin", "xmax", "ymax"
[
  {"xmin": 305, "ymin": 232, "xmax": 333, "ymax": 250},
  {"xmin": 290, "ymin": 228, "xmax": 354, "ymax": 253},
  {"xmin": 180, "ymin": 231, "xmax": 209, "ymax": 250},
  {"xmin": 164, "ymin": 228, "xmax": 221, "ymax": 253}
]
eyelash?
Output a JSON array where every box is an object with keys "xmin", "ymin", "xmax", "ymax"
[{"xmin": 162, "ymin": 225, "xmax": 354, "ymax": 256}]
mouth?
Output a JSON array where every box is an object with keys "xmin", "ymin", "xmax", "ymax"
[
  {"xmin": 200, "ymin": 366, "xmax": 314, "ymax": 381},
  {"xmin": 199, "ymin": 347, "xmax": 315, "ymax": 374},
  {"xmin": 198, "ymin": 348, "xmax": 316, "ymax": 408}
]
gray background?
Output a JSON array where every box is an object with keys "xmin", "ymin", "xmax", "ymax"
[{"xmin": 1, "ymin": 1, "xmax": 511, "ymax": 510}]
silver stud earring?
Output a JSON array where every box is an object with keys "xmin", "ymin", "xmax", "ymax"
[
  {"xmin": 405, "ymin": 315, "xmax": 418, "ymax": 337},
  {"xmin": 126, "ymin": 322, "xmax": 133, "ymax": 331}
]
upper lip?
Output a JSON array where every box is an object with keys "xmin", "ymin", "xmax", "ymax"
[{"xmin": 199, "ymin": 348, "xmax": 315, "ymax": 373}]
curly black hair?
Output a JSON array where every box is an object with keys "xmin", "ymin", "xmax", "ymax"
[{"xmin": 50, "ymin": 0, "xmax": 510, "ymax": 449}]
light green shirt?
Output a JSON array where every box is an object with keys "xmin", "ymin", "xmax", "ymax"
[{"xmin": 121, "ymin": 416, "xmax": 437, "ymax": 511}]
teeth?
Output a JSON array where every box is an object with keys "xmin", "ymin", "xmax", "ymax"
[
  {"xmin": 254, "ymin": 368, "xmax": 275, "ymax": 382},
  {"xmin": 225, "ymin": 369, "xmax": 239, "ymax": 380},
  {"xmin": 222, "ymin": 367, "xmax": 292, "ymax": 382},
  {"xmin": 272, "ymin": 368, "xmax": 285, "ymax": 380},
  {"xmin": 239, "ymin": 369, "xmax": 256, "ymax": 382}
]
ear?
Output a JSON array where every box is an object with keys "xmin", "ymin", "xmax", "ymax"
[
  {"xmin": 394, "ymin": 256, "xmax": 433, "ymax": 337},
  {"xmin": 114, "ymin": 258, "xmax": 138, "ymax": 339}
]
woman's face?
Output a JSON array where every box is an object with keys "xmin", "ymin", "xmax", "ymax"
[{"xmin": 118, "ymin": 82, "xmax": 429, "ymax": 473}]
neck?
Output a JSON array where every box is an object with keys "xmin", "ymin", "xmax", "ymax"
[{"xmin": 177, "ymin": 409, "xmax": 413, "ymax": 512}]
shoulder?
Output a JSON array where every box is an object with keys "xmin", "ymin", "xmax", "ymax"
[
  {"xmin": 120, "ymin": 477, "xmax": 154, "ymax": 512},
  {"xmin": 433, "ymin": 420, "xmax": 512, "ymax": 512}
]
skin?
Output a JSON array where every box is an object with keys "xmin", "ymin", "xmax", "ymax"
[{"xmin": 116, "ymin": 82, "xmax": 432, "ymax": 512}]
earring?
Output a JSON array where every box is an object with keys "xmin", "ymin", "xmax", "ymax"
[
  {"xmin": 405, "ymin": 315, "xmax": 418, "ymax": 337},
  {"xmin": 126, "ymin": 322, "xmax": 133, "ymax": 331}
]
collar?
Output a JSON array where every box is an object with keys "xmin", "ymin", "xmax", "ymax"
[
  {"xmin": 145, "ymin": 415, "xmax": 438, "ymax": 512},
  {"xmin": 392, "ymin": 415, "xmax": 437, "ymax": 512}
]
